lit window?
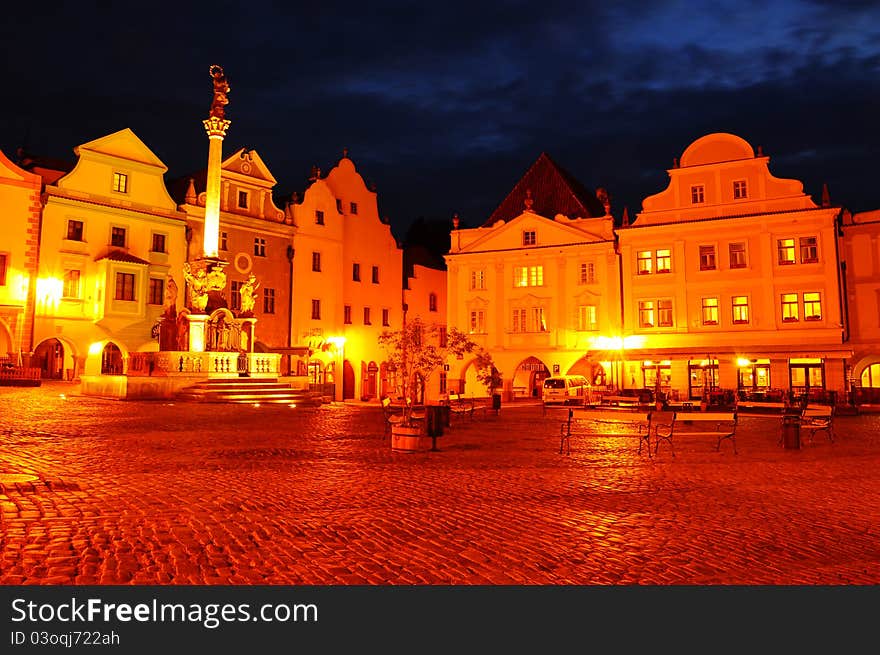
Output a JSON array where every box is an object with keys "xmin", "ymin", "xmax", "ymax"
[
  {"xmin": 66, "ymin": 220, "xmax": 84, "ymax": 241},
  {"xmin": 372, "ymin": 266, "xmax": 379, "ymax": 284},
  {"xmin": 149, "ymin": 277, "xmax": 164, "ymax": 305},
  {"xmin": 254, "ymin": 237, "xmax": 266, "ymax": 257},
  {"xmin": 220, "ymin": 232, "xmax": 228, "ymax": 251},
  {"xmin": 512, "ymin": 308, "xmax": 526, "ymax": 333},
  {"xmin": 729, "ymin": 242, "xmax": 746, "ymax": 269},
  {"xmin": 523, "ymin": 230, "xmax": 536, "ymax": 246},
  {"xmin": 470, "ymin": 269, "xmax": 485, "ymax": 290},
  {"xmin": 732, "ymin": 296, "xmax": 749, "ymax": 324},
  {"xmin": 111, "ymin": 226, "xmax": 126, "ymax": 248},
  {"xmin": 782, "ymin": 293, "xmax": 799, "ymax": 322},
  {"xmin": 312, "ymin": 251, "xmax": 321, "ymax": 272},
  {"xmin": 579, "ymin": 262, "xmax": 595, "ymax": 284},
  {"xmin": 691, "ymin": 185, "xmax": 705, "ymax": 204},
  {"xmin": 658, "ymin": 299, "xmax": 673, "ymax": 326},
  {"xmin": 352, "ymin": 263, "xmax": 361, "ymax": 281},
  {"xmin": 382, "ymin": 308, "xmax": 389, "ymax": 327},
  {"xmin": 344, "ymin": 305, "xmax": 352, "ymax": 324},
  {"xmin": 238, "ymin": 190, "xmax": 248, "ymax": 209},
  {"xmin": 470, "ymin": 310, "xmax": 485, "ymax": 333},
  {"xmin": 311, "ymin": 299, "xmax": 321, "ymax": 320},
  {"xmin": 638, "ymin": 300, "xmax": 655, "ymax": 328},
  {"xmin": 804, "ymin": 292, "xmax": 822, "ymax": 321},
  {"xmin": 701, "ymin": 297, "xmax": 719, "ymax": 325},
  {"xmin": 151, "ymin": 233, "xmax": 166, "ymax": 253},
  {"xmin": 263, "ymin": 288, "xmax": 275, "ymax": 314},
  {"xmin": 112, "ymin": 172, "xmax": 128, "ymax": 193},
  {"xmin": 62, "ymin": 269, "xmax": 80, "ymax": 298},
  {"xmin": 532, "ymin": 307, "xmax": 546, "ymax": 332},
  {"xmin": 733, "ymin": 180, "xmax": 747, "ymax": 199},
  {"xmin": 637, "ymin": 251, "xmax": 653, "ymax": 275},
  {"xmin": 115, "ymin": 272, "xmax": 135, "ymax": 301},
  {"xmin": 429, "ymin": 293, "xmax": 437, "ymax": 312},
  {"xmin": 656, "ymin": 249, "xmax": 671, "ymax": 273},
  {"xmin": 350, "ymin": 201, "xmax": 358, "ymax": 214},
  {"xmin": 230, "ymin": 281, "xmax": 242, "ymax": 311},
  {"xmin": 315, "ymin": 210, "xmax": 324, "ymax": 225},
  {"xmin": 364, "ymin": 307, "xmax": 371, "ymax": 325},
  {"xmin": 577, "ymin": 305, "xmax": 597, "ymax": 331},
  {"xmin": 699, "ymin": 245, "xmax": 716, "ymax": 271},
  {"xmin": 800, "ymin": 236, "xmax": 818, "ymax": 263},
  {"xmin": 778, "ymin": 238, "xmax": 796, "ymax": 265},
  {"xmin": 513, "ymin": 265, "xmax": 543, "ymax": 287}
]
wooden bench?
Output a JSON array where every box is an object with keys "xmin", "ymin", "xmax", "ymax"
[
  {"xmin": 653, "ymin": 411, "xmax": 739, "ymax": 456},
  {"xmin": 447, "ymin": 393, "xmax": 475, "ymax": 423},
  {"xmin": 559, "ymin": 408, "xmax": 652, "ymax": 456},
  {"xmin": 800, "ymin": 405, "xmax": 834, "ymax": 443},
  {"xmin": 736, "ymin": 400, "xmax": 786, "ymax": 414}
]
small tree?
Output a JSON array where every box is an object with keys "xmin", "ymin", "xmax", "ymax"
[
  {"xmin": 378, "ymin": 317, "xmax": 477, "ymax": 425},
  {"xmin": 473, "ymin": 347, "xmax": 503, "ymax": 397}
]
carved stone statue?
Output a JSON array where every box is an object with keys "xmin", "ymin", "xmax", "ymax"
[
  {"xmin": 163, "ymin": 274, "xmax": 178, "ymax": 316},
  {"xmin": 239, "ymin": 273, "xmax": 260, "ymax": 314},
  {"xmin": 182, "ymin": 262, "xmax": 209, "ymax": 313},
  {"xmin": 209, "ymin": 65, "xmax": 230, "ymax": 119}
]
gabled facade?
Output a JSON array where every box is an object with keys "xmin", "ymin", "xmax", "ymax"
[
  {"xmin": 619, "ymin": 133, "xmax": 847, "ymax": 401},
  {"xmin": 289, "ymin": 154, "xmax": 403, "ymax": 401},
  {"xmin": 34, "ymin": 128, "xmax": 188, "ymax": 380},
  {"xmin": 176, "ymin": 147, "xmax": 294, "ymax": 353},
  {"xmin": 446, "ymin": 153, "xmax": 617, "ymax": 400},
  {"xmin": 0, "ymin": 149, "xmax": 42, "ymax": 363}
]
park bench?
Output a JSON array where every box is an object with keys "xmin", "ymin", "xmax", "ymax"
[
  {"xmin": 653, "ymin": 411, "xmax": 739, "ymax": 456},
  {"xmin": 381, "ymin": 397, "xmax": 425, "ymax": 438},
  {"xmin": 559, "ymin": 408, "xmax": 652, "ymax": 456},
  {"xmin": 447, "ymin": 393, "xmax": 475, "ymax": 423},
  {"xmin": 800, "ymin": 404, "xmax": 835, "ymax": 443}
]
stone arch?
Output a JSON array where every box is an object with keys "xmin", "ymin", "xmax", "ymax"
[
  {"xmin": 511, "ymin": 355, "xmax": 550, "ymax": 400},
  {"xmin": 33, "ymin": 336, "xmax": 79, "ymax": 380}
]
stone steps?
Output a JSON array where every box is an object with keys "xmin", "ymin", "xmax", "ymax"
[{"xmin": 176, "ymin": 378, "xmax": 325, "ymax": 405}]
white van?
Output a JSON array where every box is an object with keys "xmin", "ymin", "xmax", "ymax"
[{"xmin": 542, "ymin": 375, "xmax": 588, "ymax": 405}]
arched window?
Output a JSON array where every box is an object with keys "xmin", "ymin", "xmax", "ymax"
[{"xmin": 101, "ymin": 343, "xmax": 123, "ymax": 375}]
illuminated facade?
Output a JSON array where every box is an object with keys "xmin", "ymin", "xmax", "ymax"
[
  {"xmin": 403, "ymin": 257, "xmax": 448, "ymax": 401},
  {"xmin": 288, "ymin": 153, "xmax": 404, "ymax": 401},
  {"xmin": 33, "ymin": 129, "xmax": 188, "ymax": 381},
  {"xmin": 0, "ymin": 150, "xmax": 42, "ymax": 364}
]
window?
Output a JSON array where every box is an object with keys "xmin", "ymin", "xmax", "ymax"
[
  {"xmin": 512, "ymin": 308, "xmax": 526, "ymax": 333},
  {"xmin": 691, "ymin": 185, "xmax": 705, "ymax": 204},
  {"xmin": 637, "ymin": 250, "xmax": 653, "ymax": 275},
  {"xmin": 315, "ymin": 210, "xmax": 324, "ymax": 225},
  {"xmin": 382, "ymin": 308, "xmax": 390, "ymax": 327},
  {"xmin": 800, "ymin": 236, "xmax": 818, "ymax": 263},
  {"xmin": 67, "ymin": 220, "xmax": 84, "ymax": 241},
  {"xmin": 372, "ymin": 265, "xmax": 379, "ymax": 284},
  {"xmin": 658, "ymin": 299, "xmax": 673, "ymax": 327},
  {"xmin": 363, "ymin": 307, "xmax": 371, "ymax": 325},
  {"xmin": 112, "ymin": 172, "xmax": 128, "ymax": 193},
  {"xmin": 237, "ymin": 190, "xmax": 248, "ymax": 209},
  {"xmin": 532, "ymin": 307, "xmax": 547, "ymax": 332},
  {"xmin": 350, "ymin": 201, "xmax": 358, "ymax": 215},
  {"xmin": 352, "ymin": 263, "xmax": 361, "ymax": 281},
  {"xmin": 804, "ymin": 292, "xmax": 822, "ymax": 321},
  {"xmin": 729, "ymin": 242, "xmax": 746, "ymax": 269},
  {"xmin": 470, "ymin": 269, "xmax": 485, "ymax": 290},
  {"xmin": 579, "ymin": 262, "xmax": 595, "ymax": 284},
  {"xmin": 114, "ymin": 272, "xmax": 135, "ymax": 301},
  {"xmin": 577, "ymin": 305, "xmax": 597, "ymax": 331},
  {"xmin": 470, "ymin": 310, "xmax": 485, "ymax": 333},
  {"xmin": 311, "ymin": 251, "xmax": 321, "ymax": 272},
  {"xmin": 336, "ymin": 199, "xmax": 343, "ymax": 213},
  {"xmin": 111, "ymin": 226, "xmax": 126, "ymax": 248},
  {"xmin": 523, "ymin": 230, "xmax": 536, "ymax": 246},
  {"xmin": 62, "ymin": 269, "xmax": 80, "ymax": 298},
  {"xmin": 220, "ymin": 232, "xmax": 228, "ymax": 251},
  {"xmin": 439, "ymin": 371, "xmax": 447, "ymax": 394},
  {"xmin": 429, "ymin": 293, "xmax": 437, "ymax": 312},
  {"xmin": 639, "ymin": 301, "xmax": 655, "ymax": 328},
  {"xmin": 513, "ymin": 265, "xmax": 543, "ymax": 287},
  {"xmin": 732, "ymin": 296, "xmax": 749, "ymax": 324},
  {"xmin": 344, "ymin": 305, "xmax": 352, "ymax": 324},
  {"xmin": 699, "ymin": 245, "xmax": 716, "ymax": 271},
  {"xmin": 263, "ymin": 288, "xmax": 275, "ymax": 314},
  {"xmin": 254, "ymin": 237, "xmax": 266, "ymax": 257},
  {"xmin": 733, "ymin": 180, "xmax": 748, "ymax": 199},
  {"xmin": 149, "ymin": 277, "xmax": 164, "ymax": 305},
  {"xmin": 311, "ymin": 299, "xmax": 321, "ymax": 320},
  {"xmin": 151, "ymin": 233, "xmax": 166, "ymax": 253},
  {"xmin": 782, "ymin": 293, "xmax": 799, "ymax": 322},
  {"xmin": 0, "ymin": 253, "xmax": 6, "ymax": 286},
  {"xmin": 778, "ymin": 238, "xmax": 796, "ymax": 265},
  {"xmin": 230, "ymin": 281, "xmax": 242, "ymax": 311},
  {"xmin": 701, "ymin": 297, "xmax": 719, "ymax": 325},
  {"xmin": 438, "ymin": 326, "xmax": 447, "ymax": 347},
  {"xmin": 656, "ymin": 249, "xmax": 671, "ymax": 273}
]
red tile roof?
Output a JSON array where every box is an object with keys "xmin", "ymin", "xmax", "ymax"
[{"xmin": 94, "ymin": 249, "xmax": 150, "ymax": 265}]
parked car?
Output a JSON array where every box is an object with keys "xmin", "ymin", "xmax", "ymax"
[{"xmin": 542, "ymin": 375, "xmax": 589, "ymax": 405}]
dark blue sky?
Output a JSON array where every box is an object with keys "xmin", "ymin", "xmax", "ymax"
[{"xmin": 3, "ymin": 1, "xmax": 879, "ymax": 240}]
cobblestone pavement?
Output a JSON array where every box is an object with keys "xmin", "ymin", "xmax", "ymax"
[{"xmin": 2, "ymin": 382, "xmax": 879, "ymax": 585}]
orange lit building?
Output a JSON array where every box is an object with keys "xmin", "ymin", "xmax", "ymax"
[
  {"xmin": 0, "ymin": 149, "xmax": 42, "ymax": 365},
  {"xmin": 403, "ymin": 247, "xmax": 448, "ymax": 401}
]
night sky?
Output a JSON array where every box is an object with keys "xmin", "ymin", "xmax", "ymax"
[{"xmin": 3, "ymin": 1, "xmax": 879, "ymax": 242}]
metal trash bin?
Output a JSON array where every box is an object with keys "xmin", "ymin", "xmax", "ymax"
[
  {"xmin": 492, "ymin": 393, "xmax": 501, "ymax": 412},
  {"xmin": 782, "ymin": 414, "xmax": 800, "ymax": 449},
  {"xmin": 426, "ymin": 405, "xmax": 444, "ymax": 437}
]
